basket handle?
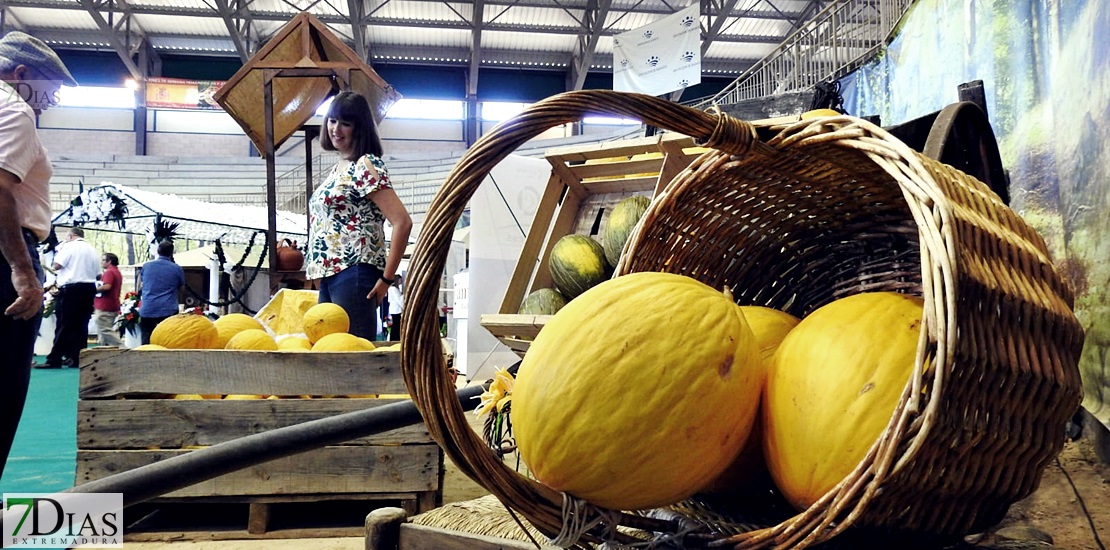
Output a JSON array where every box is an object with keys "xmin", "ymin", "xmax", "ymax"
[{"xmin": 400, "ymin": 90, "xmax": 764, "ymax": 543}]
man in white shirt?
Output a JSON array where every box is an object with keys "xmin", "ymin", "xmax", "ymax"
[
  {"xmin": 386, "ymin": 274, "xmax": 403, "ymax": 341},
  {"xmin": 0, "ymin": 30, "xmax": 76, "ymax": 475},
  {"xmin": 43, "ymin": 226, "xmax": 99, "ymax": 368}
]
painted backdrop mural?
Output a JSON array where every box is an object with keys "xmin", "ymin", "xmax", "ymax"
[{"xmin": 841, "ymin": 0, "xmax": 1110, "ymax": 423}]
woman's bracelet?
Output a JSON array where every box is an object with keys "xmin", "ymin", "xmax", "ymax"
[{"xmin": 380, "ymin": 275, "xmax": 394, "ymax": 285}]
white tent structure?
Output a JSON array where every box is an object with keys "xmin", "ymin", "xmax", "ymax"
[{"xmin": 51, "ymin": 183, "xmax": 306, "ymax": 245}]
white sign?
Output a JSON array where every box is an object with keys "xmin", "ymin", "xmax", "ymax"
[
  {"xmin": 613, "ymin": 4, "xmax": 702, "ymax": 96},
  {"xmin": 3, "ymin": 493, "xmax": 123, "ymax": 548}
]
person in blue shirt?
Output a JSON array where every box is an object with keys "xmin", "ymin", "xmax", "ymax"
[{"xmin": 138, "ymin": 240, "xmax": 185, "ymax": 344}]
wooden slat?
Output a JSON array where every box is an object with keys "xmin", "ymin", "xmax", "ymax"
[
  {"xmin": 76, "ymin": 445, "xmax": 441, "ymax": 497},
  {"xmin": 77, "ymin": 399, "xmax": 432, "ymax": 449},
  {"xmin": 125, "ymin": 526, "xmax": 364, "ymax": 542},
  {"xmin": 479, "ymin": 314, "xmax": 547, "ymax": 340},
  {"xmin": 499, "ymin": 172, "xmax": 565, "ymax": 315},
  {"xmin": 569, "ymin": 157, "xmax": 662, "ymax": 180},
  {"xmin": 79, "ymin": 348, "xmax": 410, "ymax": 398},
  {"xmin": 577, "ymin": 176, "xmax": 658, "ymax": 195},
  {"xmin": 545, "ymin": 133, "xmax": 665, "ymax": 161},
  {"xmin": 398, "ymin": 523, "xmax": 536, "ymax": 550}
]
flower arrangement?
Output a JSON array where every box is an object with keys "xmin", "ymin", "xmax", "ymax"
[{"xmin": 115, "ymin": 291, "xmax": 141, "ymax": 333}]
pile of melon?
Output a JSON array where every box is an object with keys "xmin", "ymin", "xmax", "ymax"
[
  {"xmin": 511, "ymin": 271, "xmax": 925, "ymax": 513},
  {"xmin": 140, "ymin": 303, "xmax": 399, "ymax": 353},
  {"xmin": 518, "ymin": 194, "xmax": 651, "ymax": 316}
]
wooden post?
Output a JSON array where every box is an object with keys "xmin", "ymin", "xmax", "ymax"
[
  {"xmin": 263, "ymin": 69, "xmax": 279, "ymax": 292},
  {"xmin": 365, "ymin": 507, "xmax": 407, "ymax": 550}
]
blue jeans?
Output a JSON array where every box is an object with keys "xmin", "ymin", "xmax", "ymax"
[
  {"xmin": 317, "ymin": 263, "xmax": 382, "ymax": 341},
  {"xmin": 0, "ymin": 229, "xmax": 44, "ymax": 476}
]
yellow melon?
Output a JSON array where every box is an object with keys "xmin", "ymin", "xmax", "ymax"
[
  {"xmin": 276, "ymin": 335, "xmax": 313, "ymax": 351},
  {"xmin": 213, "ymin": 313, "xmax": 266, "ymax": 349},
  {"xmin": 763, "ymin": 292, "xmax": 924, "ymax": 510},
  {"xmin": 311, "ymin": 332, "xmax": 376, "ymax": 352},
  {"xmin": 224, "ymin": 394, "xmax": 266, "ymax": 400},
  {"xmin": 150, "ymin": 314, "xmax": 220, "ymax": 349},
  {"xmin": 700, "ymin": 305, "xmax": 801, "ymax": 495},
  {"xmin": 133, "ymin": 344, "xmax": 167, "ymax": 351},
  {"xmin": 225, "ymin": 329, "xmax": 278, "ymax": 351},
  {"xmin": 513, "ymin": 272, "xmax": 764, "ymax": 510},
  {"xmin": 303, "ymin": 302, "xmax": 351, "ymax": 344}
]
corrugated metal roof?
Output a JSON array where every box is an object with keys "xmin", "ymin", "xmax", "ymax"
[{"xmin": 0, "ymin": 0, "xmax": 903, "ymax": 93}]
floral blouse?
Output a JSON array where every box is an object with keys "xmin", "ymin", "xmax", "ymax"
[{"xmin": 305, "ymin": 154, "xmax": 392, "ymax": 280}]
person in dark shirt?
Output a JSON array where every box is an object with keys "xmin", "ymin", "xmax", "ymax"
[{"xmin": 138, "ymin": 240, "xmax": 185, "ymax": 344}]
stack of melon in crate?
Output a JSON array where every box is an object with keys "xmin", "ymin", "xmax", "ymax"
[
  {"xmin": 480, "ymin": 133, "xmax": 708, "ymax": 354},
  {"xmin": 75, "ymin": 293, "xmax": 442, "ymax": 539}
]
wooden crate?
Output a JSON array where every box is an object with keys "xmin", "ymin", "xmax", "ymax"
[
  {"xmin": 480, "ymin": 132, "xmax": 706, "ymax": 354},
  {"xmin": 76, "ymin": 346, "xmax": 444, "ymax": 539}
]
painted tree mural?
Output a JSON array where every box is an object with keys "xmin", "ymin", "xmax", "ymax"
[{"xmin": 842, "ymin": 0, "xmax": 1110, "ymax": 423}]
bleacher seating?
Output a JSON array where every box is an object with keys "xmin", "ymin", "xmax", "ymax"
[{"xmin": 48, "ymin": 128, "xmax": 642, "ymax": 222}]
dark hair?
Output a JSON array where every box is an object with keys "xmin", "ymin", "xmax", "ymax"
[
  {"xmin": 103, "ymin": 252, "xmax": 119, "ymax": 266},
  {"xmin": 157, "ymin": 240, "xmax": 174, "ymax": 257},
  {"xmin": 70, "ymin": 227, "xmax": 84, "ymax": 238},
  {"xmin": 319, "ymin": 91, "xmax": 383, "ymax": 159}
]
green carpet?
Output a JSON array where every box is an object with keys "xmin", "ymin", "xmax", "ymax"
[{"xmin": 0, "ymin": 363, "xmax": 78, "ymax": 494}]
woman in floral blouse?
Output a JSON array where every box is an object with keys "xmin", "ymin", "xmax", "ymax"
[{"xmin": 306, "ymin": 91, "xmax": 412, "ymax": 340}]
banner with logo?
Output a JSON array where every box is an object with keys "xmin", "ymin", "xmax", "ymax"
[
  {"xmin": 612, "ymin": 3, "xmax": 702, "ymax": 97},
  {"xmin": 145, "ymin": 77, "xmax": 225, "ymax": 110}
]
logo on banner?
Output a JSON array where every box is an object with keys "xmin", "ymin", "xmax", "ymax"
[
  {"xmin": 3, "ymin": 493, "xmax": 123, "ymax": 548},
  {"xmin": 612, "ymin": 3, "xmax": 701, "ymax": 96}
]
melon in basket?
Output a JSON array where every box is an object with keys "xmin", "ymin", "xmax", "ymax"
[
  {"xmin": 513, "ymin": 272, "xmax": 764, "ymax": 510},
  {"xmin": 700, "ymin": 305, "xmax": 800, "ymax": 494},
  {"xmin": 763, "ymin": 291, "xmax": 923, "ymax": 510}
]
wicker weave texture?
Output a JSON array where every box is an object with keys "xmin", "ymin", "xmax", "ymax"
[{"xmin": 400, "ymin": 90, "xmax": 1084, "ymax": 549}]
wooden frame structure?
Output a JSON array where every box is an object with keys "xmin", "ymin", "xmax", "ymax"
[{"xmin": 213, "ymin": 12, "xmax": 401, "ymax": 289}]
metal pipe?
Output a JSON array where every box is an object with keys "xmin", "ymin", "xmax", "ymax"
[{"xmin": 64, "ymin": 385, "xmax": 485, "ymax": 507}]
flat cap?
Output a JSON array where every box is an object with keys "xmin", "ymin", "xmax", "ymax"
[{"xmin": 0, "ymin": 31, "xmax": 76, "ymax": 86}]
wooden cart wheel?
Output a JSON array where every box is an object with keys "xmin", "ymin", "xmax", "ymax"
[{"xmin": 923, "ymin": 101, "xmax": 1010, "ymax": 204}]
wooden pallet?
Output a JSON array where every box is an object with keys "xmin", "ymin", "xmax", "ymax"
[
  {"xmin": 125, "ymin": 494, "xmax": 424, "ymax": 541},
  {"xmin": 77, "ymin": 346, "xmax": 446, "ymax": 540}
]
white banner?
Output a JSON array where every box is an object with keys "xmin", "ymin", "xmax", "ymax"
[{"xmin": 613, "ymin": 4, "xmax": 702, "ymax": 97}]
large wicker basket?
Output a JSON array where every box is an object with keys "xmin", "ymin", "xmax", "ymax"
[{"xmin": 399, "ymin": 90, "xmax": 1085, "ymax": 548}]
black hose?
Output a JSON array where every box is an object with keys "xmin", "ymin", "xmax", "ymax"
[{"xmin": 64, "ymin": 385, "xmax": 484, "ymax": 507}]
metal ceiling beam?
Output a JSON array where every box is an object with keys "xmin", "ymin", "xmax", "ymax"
[
  {"xmin": 0, "ymin": 5, "xmax": 29, "ymax": 32},
  {"xmin": 28, "ymin": 26, "xmax": 768, "ymax": 74},
  {"xmin": 0, "ymin": 0, "xmax": 804, "ymax": 24},
  {"xmin": 77, "ymin": 0, "xmax": 146, "ymax": 80},
  {"xmin": 467, "ymin": 0, "xmax": 484, "ymax": 96},
  {"xmin": 212, "ymin": 0, "xmax": 254, "ymax": 62},
  {"xmin": 346, "ymin": 0, "xmax": 370, "ymax": 61},
  {"xmin": 566, "ymin": 0, "xmax": 610, "ymax": 91}
]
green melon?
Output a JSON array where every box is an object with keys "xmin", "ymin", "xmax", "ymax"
[
  {"xmin": 602, "ymin": 195, "xmax": 651, "ymax": 267},
  {"xmin": 548, "ymin": 234, "xmax": 609, "ymax": 299},
  {"xmin": 518, "ymin": 288, "xmax": 568, "ymax": 315}
]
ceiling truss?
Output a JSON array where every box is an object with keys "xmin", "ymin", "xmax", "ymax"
[{"xmin": 0, "ymin": 0, "xmax": 888, "ymax": 99}]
